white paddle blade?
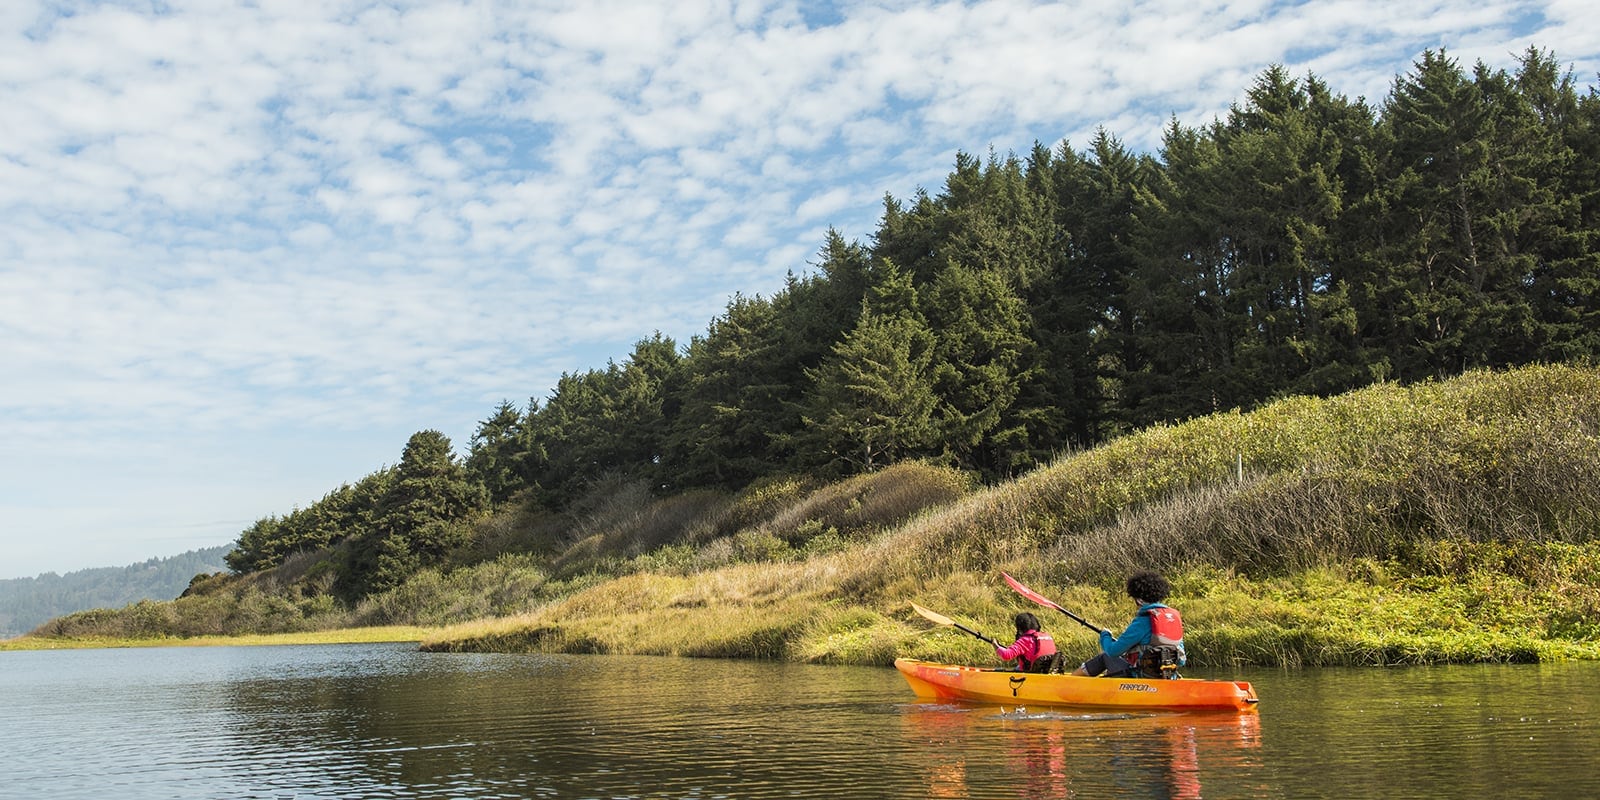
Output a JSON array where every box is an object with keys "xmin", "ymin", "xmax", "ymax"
[{"xmin": 910, "ymin": 601, "xmax": 956, "ymax": 627}]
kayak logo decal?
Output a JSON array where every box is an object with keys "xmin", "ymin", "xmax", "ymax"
[
  {"xmin": 1118, "ymin": 683, "xmax": 1157, "ymax": 692},
  {"xmin": 1008, "ymin": 675, "xmax": 1026, "ymax": 696}
]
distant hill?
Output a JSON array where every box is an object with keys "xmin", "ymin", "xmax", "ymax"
[{"xmin": 0, "ymin": 545, "xmax": 232, "ymax": 637}]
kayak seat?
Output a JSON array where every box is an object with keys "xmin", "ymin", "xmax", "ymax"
[
  {"xmin": 1138, "ymin": 645, "xmax": 1183, "ymax": 679},
  {"xmin": 1029, "ymin": 653, "xmax": 1066, "ymax": 674}
]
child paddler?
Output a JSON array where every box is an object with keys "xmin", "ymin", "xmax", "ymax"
[{"xmin": 994, "ymin": 611, "xmax": 1059, "ymax": 673}]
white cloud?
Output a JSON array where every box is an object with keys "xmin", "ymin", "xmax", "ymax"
[{"xmin": 0, "ymin": 0, "xmax": 1594, "ymax": 577}]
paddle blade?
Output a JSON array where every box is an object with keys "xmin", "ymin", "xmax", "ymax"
[
  {"xmin": 1002, "ymin": 572, "xmax": 1102, "ymax": 632},
  {"xmin": 912, "ymin": 602, "xmax": 997, "ymax": 646},
  {"xmin": 910, "ymin": 601, "xmax": 956, "ymax": 628},
  {"xmin": 1002, "ymin": 571, "xmax": 1063, "ymax": 611}
]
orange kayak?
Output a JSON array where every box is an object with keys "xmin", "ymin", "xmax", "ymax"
[{"xmin": 895, "ymin": 658, "xmax": 1259, "ymax": 713}]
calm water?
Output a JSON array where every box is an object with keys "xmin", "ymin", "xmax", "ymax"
[{"xmin": 2, "ymin": 643, "xmax": 1597, "ymax": 799}]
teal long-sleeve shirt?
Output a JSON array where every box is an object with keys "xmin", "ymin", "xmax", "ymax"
[{"xmin": 1098, "ymin": 602, "xmax": 1186, "ymax": 665}]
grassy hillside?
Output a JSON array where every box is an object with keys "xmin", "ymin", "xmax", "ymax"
[
  {"xmin": 419, "ymin": 363, "xmax": 1600, "ymax": 667},
  {"xmin": 15, "ymin": 364, "xmax": 1600, "ymax": 666}
]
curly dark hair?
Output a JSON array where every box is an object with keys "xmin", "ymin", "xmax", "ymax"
[
  {"xmin": 1125, "ymin": 571, "xmax": 1171, "ymax": 603},
  {"xmin": 1013, "ymin": 611, "xmax": 1042, "ymax": 634}
]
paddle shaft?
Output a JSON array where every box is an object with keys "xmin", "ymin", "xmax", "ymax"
[
  {"xmin": 1047, "ymin": 605, "xmax": 1100, "ymax": 634},
  {"xmin": 952, "ymin": 621, "xmax": 999, "ymax": 647},
  {"xmin": 910, "ymin": 602, "xmax": 1000, "ymax": 647}
]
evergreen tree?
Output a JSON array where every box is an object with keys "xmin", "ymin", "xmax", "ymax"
[
  {"xmin": 1122, "ymin": 119, "xmax": 1234, "ymax": 428},
  {"xmin": 1368, "ymin": 50, "xmax": 1540, "ymax": 378},
  {"xmin": 520, "ymin": 334, "xmax": 682, "ymax": 504},
  {"xmin": 339, "ymin": 431, "xmax": 487, "ymax": 598},
  {"xmin": 465, "ymin": 399, "xmax": 531, "ymax": 505},
  {"xmin": 937, "ymin": 149, "xmax": 1058, "ymax": 291},
  {"xmin": 613, "ymin": 333, "xmax": 685, "ymax": 491},
  {"xmin": 666, "ymin": 293, "xmax": 790, "ymax": 488},
  {"xmin": 802, "ymin": 262, "xmax": 940, "ymax": 474},
  {"xmin": 924, "ymin": 260, "xmax": 1037, "ymax": 476},
  {"xmin": 226, "ymin": 470, "xmax": 393, "ymax": 573},
  {"xmin": 874, "ymin": 188, "xmax": 947, "ymax": 285},
  {"xmin": 1034, "ymin": 131, "xmax": 1160, "ymax": 442},
  {"xmin": 765, "ymin": 233, "xmax": 877, "ymax": 471},
  {"xmin": 1215, "ymin": 67, "xmax": 1366, "ymax": 399},
  {"xmin": 1505, "ymin": 48, "xmax": 1600, "ymax": 362}
]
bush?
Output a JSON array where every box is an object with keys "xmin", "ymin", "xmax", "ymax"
[{"xmin": 351, "ymin": 556, "xmax": 549, "ymax": 627}]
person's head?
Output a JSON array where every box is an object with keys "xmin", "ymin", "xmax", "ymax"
[
  {"xmin": 1125, "ymin": 571, "xmax": 1171, "ymax": 604},
  {"xmin": 1013, "ymin": 611, "xmax": 1042, "ymax": 635}
]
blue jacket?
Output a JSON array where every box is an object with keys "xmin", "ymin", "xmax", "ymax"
[{"xmin": 1098, "ymin": 602, "xmax": 1187, "ymax": 666}]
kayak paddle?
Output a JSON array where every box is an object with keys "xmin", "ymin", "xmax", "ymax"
[
  {"xmin": 910, "ymin": 601, "xmax": 999, "ymax": 647},
  {"xmin": 1001, "ymin": 571, "xmax": 1103, "ymax": 633}
]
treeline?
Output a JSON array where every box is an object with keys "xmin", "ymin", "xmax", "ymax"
[
  {"xmin": 0, "ymin": 545, "xmax": 231, "ymax": 636},
  {"xmin": 227, "ymin": 48, "xmax": 1600, "ymax": 598}
]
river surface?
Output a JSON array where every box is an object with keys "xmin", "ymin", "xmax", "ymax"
[{"xmin": 1, "ymin": 642, "xmax": 1597, "ymax": 798}]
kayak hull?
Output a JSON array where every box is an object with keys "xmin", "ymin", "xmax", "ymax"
[{"xmin": 894, "ymin": 658, "xmax": 1259, "ymax": 713}]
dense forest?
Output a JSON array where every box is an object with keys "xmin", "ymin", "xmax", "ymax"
[
  {"xmin": 0, "ymin": 546, "xmax": 231, "ymax": 636},
  {"xmin": 223, "ymin": 48, "xmax": 1599, "ymax": 604}
]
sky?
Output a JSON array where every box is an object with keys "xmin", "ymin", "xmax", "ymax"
[{"xmin": 2, "ymin": 0, "xmax": 1596, "ymax": 580}]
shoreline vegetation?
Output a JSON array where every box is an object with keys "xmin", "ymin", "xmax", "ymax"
[
  {"xmin": 0, "ymin": 625, "xmax": 435, "ymax": 651},
  {"xmin": 9, "ymin": 364, "xmax": 1599, "ymax": 668}
]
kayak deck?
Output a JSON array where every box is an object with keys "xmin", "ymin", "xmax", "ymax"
[{"xmin": 895, "ymin": 658, "xmax": 1259, "ymax": 713}]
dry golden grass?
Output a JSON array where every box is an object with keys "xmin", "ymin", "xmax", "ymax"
[
  {"xmin": 1, "ymin": 625, "xmax": 437, "ymax": 651},
  {"xmin": 765, "ymin": 461, "xmax": 972, "ymax": 541}
]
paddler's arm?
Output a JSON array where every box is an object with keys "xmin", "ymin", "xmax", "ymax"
[
  {"xmin": 1099, "ymin": 613, "xmax": 1152, "ymax": 657},
  {"xmin": 995, "ymin": 637, "xmax": 1027, "ymax": 663}
]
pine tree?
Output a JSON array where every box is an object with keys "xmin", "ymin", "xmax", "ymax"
[
  {"xmin": 666, "ymin": 293, "xmax": 790, "ymax": 488},
  {"xmin": 465, "ymin": 400, "xmax": 530, "ymax": 504},
  {"xmin": 1035, "ymin": 131, "xmax": 1161, "ymax": 441},
  {"xmin": 1367, "ymin": 50, "xmax": 1539, "ymax": 378},
  {"xmin": 1122, "ymin": 119, "xmax": 1233, "ymax": 428},
  {"xmin": 802, "ymin": 263, "xmax": 940, "ymax": 474},
  {"xmin": 339, "ymin": 431, "xmax": 487, "ymax": 597},
  {"xmin": 924, "ymin": 261, "xmax": 1037, "ymax": 476},
  {"xmin": 1506, "ymin": 48, "xmax": 1600, "ymax": 361}
]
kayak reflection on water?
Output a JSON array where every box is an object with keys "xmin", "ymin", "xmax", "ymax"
[{"xmin": 901, "ymin": 703, "xmax": 1263, "ymax": 799}]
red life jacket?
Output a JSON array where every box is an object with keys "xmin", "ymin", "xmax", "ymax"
[
  {"xmin": 1148, "ymin": 606, "xmax": 1184, "ymax": 647},
  {"xmin": 1122, "ymin": 605, "xmax": 1184, "ymax": 668},
  {"xmin": 1019, "ymin": 630, "xmax": 1057, "ymax": 671}
]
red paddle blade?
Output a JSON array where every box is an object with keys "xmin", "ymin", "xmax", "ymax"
[{"xmin": 1002, "ymin": 571, "xmax": 1063, "ymax": 611}]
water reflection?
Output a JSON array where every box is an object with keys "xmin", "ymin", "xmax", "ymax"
[
  {"xmin": 4, "ymin": 646, "xmax": 1600, "ymax": 799},
  {"xmin": 902, "ymin": 701, "xmax": 1265, "ymax": 798},
  {"xmin": 217, "ymin": 651, "xmax": 600, "ymax": 798},
  {"xmin": 1008, "ymin": 723, "xmax": 1067, "ymax": 797}
]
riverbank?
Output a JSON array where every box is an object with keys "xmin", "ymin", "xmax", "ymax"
[
  {"xmin": 416, "ymin": 361, "xmax": 1600, "ymax": 668},
  {"xmin": 9, "ymin": 542, "xmax": 1599, "ymax": 665},
  {"xmin": 414, "ymin": 540, "xmax": 1600, "ymax": 667},
  {"xmin": 0, "ymin": 625, "xmax": 436, "ymax": 651}
]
